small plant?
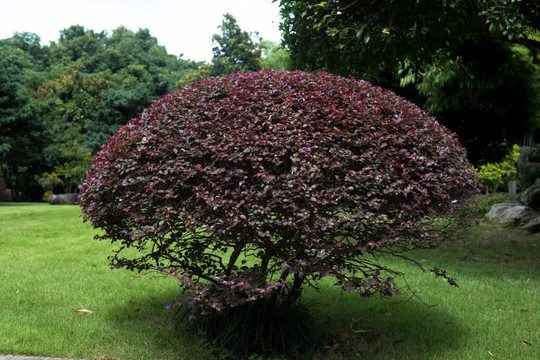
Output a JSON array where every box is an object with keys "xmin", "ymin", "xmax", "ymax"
[
  {"xmin": 475, "ymin": 144, "xmax": 520, "ymax": 194},
  {"xmin": 38, "ymin": 171, "xmax": 63, "ymax": 195},
  {"xmin": 80, "ymin": 70, "xmax": 479, "ymax": 322},
  {"xmin": 54, "ymin": 141, "xmax": 93, "ymax": 193},
  {"xmin": 42, "ymin": 190, "xmax": 53, "ymax": 202}
]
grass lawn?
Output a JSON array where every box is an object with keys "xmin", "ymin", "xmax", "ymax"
[{"xmin": 0, "ymin": 203, "xmax": 538, "ymax": 359}]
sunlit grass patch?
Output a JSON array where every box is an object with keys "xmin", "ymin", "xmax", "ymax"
[{"xmin": 0, "ymin": 203, "xmax": 210, "ymax": 360}]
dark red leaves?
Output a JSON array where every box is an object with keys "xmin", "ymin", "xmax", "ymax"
[{"xmin": 79, "ymin": 70, "xmax": 479, "ymax": 314}]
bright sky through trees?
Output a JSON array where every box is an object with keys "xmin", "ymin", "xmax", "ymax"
[{"xmin": 0, "ymin": 0, "xmax": 282, "ymax": 61}]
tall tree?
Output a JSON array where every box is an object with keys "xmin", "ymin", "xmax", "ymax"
[
  {"xmin": 261, "ymin": 40, "xmax": 293, "ymax": 70},
  {"xmin": 49, "ymin": 25, "xmax": 107, "ymax": 73},
  {"xmin": 35, "ymin": 61, "xmax": 108, "ymax": 152},
  {"xmin": 177, "ymin": 14, "xmax": 263, "ymax": 85},
  {"xmin": 0, "ymin": 48, "xmax": 46, "ymax": 201},
  {"xmin": 278, "ymin": 0, "xmax": 540, "ymax": 78},
  {"xmin": 210, "ymin": 13, "xmax": 262, "ymax": 76},
  {"xmin": 0, "ymin": 26, "xmax": 200, "ymax": 200},
  {"xmin": 278, "ymin": 0, "xmax": 540, "ymax": 164},
  {"xmin": 0, "ymin": 32, "xmax": 50, "ymax": 71},
  {"xmin": 47, "ymin": 26, "xmax": 201, "ymax": 140}
]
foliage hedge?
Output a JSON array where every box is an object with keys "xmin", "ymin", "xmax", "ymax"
[
  {"xmin": 475, "ymin": 144, "xmax": 520, "ymax": 194},
  {"xmin": 80, "ymin": 70, "xmax": 479, "ymax": 315}
]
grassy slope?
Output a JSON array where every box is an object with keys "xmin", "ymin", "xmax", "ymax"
[{"xmin": 0, "ymin": 203, "xmax": 538, "ymax": 359}]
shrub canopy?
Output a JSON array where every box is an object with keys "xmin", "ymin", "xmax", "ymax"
[{"xmin": 80, "ymin": 70, "xmax": 478, "ymax": 314}]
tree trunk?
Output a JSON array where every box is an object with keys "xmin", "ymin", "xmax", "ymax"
[{"xmin": 286, "ymin": 274, "xmax": 305, "ymax": 304}]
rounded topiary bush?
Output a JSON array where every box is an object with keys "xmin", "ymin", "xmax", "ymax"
[{"xmin": 80, "ymin": 70, "xmax": 478, "ymax": 315}]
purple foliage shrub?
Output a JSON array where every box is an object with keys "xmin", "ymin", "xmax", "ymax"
[{"xmin": 79, "ymin": 70, "xmax": 479, "ymax": 315}]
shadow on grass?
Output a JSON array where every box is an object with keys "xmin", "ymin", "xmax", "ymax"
[
  {"xmin": 96, "ymin": 223, "xmax": 539, "ymax": 359},
  {"xmin": 99, "ymin": 287, "xmax": 216, "ymax": 359},
  {"xmin": 100, "ymin": 285, "xmax": 466, "ymax": 360},
  {"xmin": 308, "ymin": 292, "xmax": 467, "ymax": 359}
]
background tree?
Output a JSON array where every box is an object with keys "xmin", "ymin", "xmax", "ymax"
[
  {"xmin": 0, "ymin": 32, "xmax": 51, "ymax": 79},
  {"xmin": 178, "ymin": 14, "xmax": 263, "ymax": 84},
  {"xmin": 53, "ymin": 141, "xmax": 93, "ymax": 193},
  {"xmin": 0, "ymin": 47, "xmax": 46, "ymax": 201},
  {"xmin": 38, "ymin": 171, "xmax": 63, "ymax": 199},
  {"xmin": 278, "ymin": 0, "xmax": 540, "ymax": 78},
  {"xmin": 34, "ymin": 61, "xmax": 108, "ymax": 172},
  {"xmin": 277, "ymin": 0, "xmax": 540, "ymax": 164},
  {"xmin": 49, "ymin": 25, "xmax": 106, "ymax": 73},
  {"xmin": 0, "ymin": 26, "xmax": 201, "ymax": 200},
  {"xmin": 49, "ymin": 25, "xmax": 201, "ymax": 126},
  {"xmin": 210, "ymin": 13, "xmax": 262, "ymax": 76},
  {"xmin": 260, "ymin": 40, "xmax": 293, "ymax": 70}
]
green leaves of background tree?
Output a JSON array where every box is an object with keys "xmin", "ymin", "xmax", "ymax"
[
  {"xmin": 278, "ymin": 0, "xmax": 540, "ymax": 77},
  {"xmin": 179, "ymin": 14, "xmax": 264, "ymax": 83},
  {"xmin": 0, "ymin": 26, "xmax": 201, "ymax": 200},
  {"xmin": 277, "ymin": 0, "xmax": 540, "ymax": 165},
  {"xmin": 211, "ymin": 13, "xmax": 262, "ymax": 75},
  {"xmin": 0, "ymin": 45, "xmax": 45, "ymax": 201}
]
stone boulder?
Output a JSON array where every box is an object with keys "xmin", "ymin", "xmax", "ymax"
[
  {"xmin": 0, "ymin": 188, "xmax": 13, "ymax": 202},
  {"xmin": 47, "ymin": 193, "xmax": 79, "ymax": 205},
  {"xmin": 486, "ymin": 200, "xmax": 540, "ymax": 232},
  {"xmin": 485, "ymin": 201, "xmax": 538, "ymax": 226},
  {"xmin": 520, "ymin": 216, "xmax": 540, "ymax": 233},
  {"xmin": 487, "ymin": 148, "xmax": 540, "ymax": 232},
  {"xmin": 516, "ymin": 178, "xmax": 540, "ymax": 209},
  {"xmin": 517, "ymin": 146, "xmax": 540, "ymax": 171},
  {"xmin": 517, "ymin": 146, "xmax": 540, "ymax": 188}
]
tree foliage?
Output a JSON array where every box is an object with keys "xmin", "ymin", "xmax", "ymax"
[
  {"xmin": 35, "ymin": 62, "xmax": 108, "ymax": 148},
  {"xmin": 80, "ymin": 70, "xmax": 479, "ymax": 316},
  {"xmin": 210, "ymin": 14, "xmax": 262, "ymax": 76},
  {"xmin": 277, "ymin": 0, "xmax": 540, "ymax": 165},
  {"xmin": 476, "ymin": 144, "xmax": 520, "ymax": 194},
  {"xmin": 179, "ymin": 14, "xmax": 263, "ymax": 84},
  {"xmin": 0, "ymin": 47, "xmax": 45, "ymax": 201},
  {"xmin": 261, "ymin": 40, "xmax": 293, "ymax": 70},
  {"xmin": 0, "ymin": 26, "xmax": 201, "ymax": 200},
  {"xmin": 278, "ymin": 0, "xmax": 540, "ymax": 78}
]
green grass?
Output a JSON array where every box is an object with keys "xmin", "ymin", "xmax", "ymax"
[
  {"xmin": 304, "ymin": 223, "xmax": 539, "ymax": 359},
  {"xmin": 1, "ymin": 203, "xmax": 539, "ymax": 359},
  {"xmin": 0, "ymin": 203, "xmax": 212, "ymax": 359}
]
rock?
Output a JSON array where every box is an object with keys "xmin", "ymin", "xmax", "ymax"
[
  {"xmin": 517, "ymin": 146, "xmax": 540, "ymax": 170},
  {"xmin": 488, "ymin": 159, "xmax": 540, "ymax": 232},
  {"xmin": 485, "ymin": 201, "xmax": 538, "ymax": 226},
  {"xmin": 517, "ymin": 146, "xmax": 540, "ymax": 188},
  {"xmin": 516, "ymin": 178, "xmax": 540, "ymax": 209},
  {"xmin": 520, "ymin": 215, "xmax": 540, "ymax": 233},
  {"xmin": 47, "ymin": 193, "xmax": 79, "ymax": 205}
]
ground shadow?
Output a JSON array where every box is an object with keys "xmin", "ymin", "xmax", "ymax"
[
  {"xmin": 102, "ymin": 284, "xmax": 467, "ymax": 360},
  {"xmin": 306, "ymin": 291, "xmax": 467, "ymax": 359},
  {"xmin": 99, "ymin": 287, "xmax": 216, "ymax": 359}
]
